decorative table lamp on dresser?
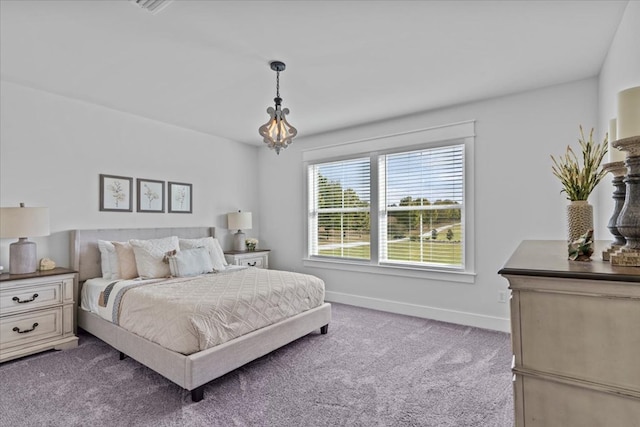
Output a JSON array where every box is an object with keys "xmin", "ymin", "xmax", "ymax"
[
  {"xmin": 227, "ymin": 210, "xmax": 252, "ymax": 252},
  {"xmin": 0, "ymin": 203, "xmax": 50, "ymax": 274}
]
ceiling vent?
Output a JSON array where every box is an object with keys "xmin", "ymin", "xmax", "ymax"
[{"xmin": 130, "ymin": 0, "xmax": 174, "ymax": 15}]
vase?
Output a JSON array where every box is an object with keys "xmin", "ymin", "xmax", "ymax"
[{"xmin": 567, "ymin": 200, "xmax": 593, "ymax": 243}]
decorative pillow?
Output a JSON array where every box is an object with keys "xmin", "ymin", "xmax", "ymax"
[
  {"xmin": 112, "ymin": 241, "xmax": 138, "ymax": 280},
  {"xmin": 166, "ymin": 247, "xmax": 214, "ymax": 277},
  {"xmin": 130, "ymin": 236, "xmax": 179, "ymax": 279},
  {"xmin": 97, "ymin": 240, "xmax": 114, "ymax": 279},
  {"xmin": 179, "ymin": 237, "xmax": 227, "ymax": 271}
]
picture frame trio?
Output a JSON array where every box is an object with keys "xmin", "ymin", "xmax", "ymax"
[{"xmin": 99, "ymin": 174, "xmax": 192, "ymax": 214}]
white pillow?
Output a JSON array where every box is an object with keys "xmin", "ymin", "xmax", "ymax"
[
  {"xmin": 98, "ymin": 240, "xmax": 124, "ymax": 279},
  {"xmin": 130, "ymin": 236, "xmax": 179, "ymax": 279},
  {"xmin": 97, "ymin": 240, "xmax": 113, "ymax": 279},
  {"xmin": 179, "ymin": 237, "xmax": 227, "ymax": 271},
  {"xmin": 167, "ymin": 247, "xmax": 214, "ymax": 277}
]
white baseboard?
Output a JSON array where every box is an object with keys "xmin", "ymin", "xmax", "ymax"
[{"xmin": 325, "ymin": 291, "xmax": 511, "ymax": 333}]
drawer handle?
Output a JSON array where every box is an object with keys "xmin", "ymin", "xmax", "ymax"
[
  {"xmin": 248, "ymin": 261, "xmax": 257, "ymax": 267},
  {"xmin": 13, "ymin": 323, "xmax": 39, "ymax": 334},
  {"xmin": 12, "ymin": 293, "xmax": 39, "ymax": 304}
]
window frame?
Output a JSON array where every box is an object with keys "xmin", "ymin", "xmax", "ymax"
[{"xmin": 303, "ymin": 121, "xmax": 475, "ymax": 283}]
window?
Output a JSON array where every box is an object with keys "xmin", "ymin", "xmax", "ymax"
[
  {"xmin": 379, "ymin": 145, "xmax": 464, "ymax": 268},
  {"xmin": 305, "ymin": 121, "xmax": 474, "ymax": 277},
  {"xmin": 308, "ymin": 158, "xmax": 370, "ymax": 260}
]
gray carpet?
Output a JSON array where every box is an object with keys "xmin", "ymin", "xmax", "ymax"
[{"xmin": 0, "ymin": 303, "xmax": 513, "ymax": 426}]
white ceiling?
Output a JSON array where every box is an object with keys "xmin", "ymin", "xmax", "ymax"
[{"xmin": 0, "ymin": 0, "xmax": 629, "ymax": 146}]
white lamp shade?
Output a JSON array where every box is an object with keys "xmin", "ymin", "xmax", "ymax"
[
  {"xmin": 227, "ymin": 211, "xmax": 252, "ymax": 230},
  {"xmin": 0, "ymin": 207, "xmax": 50, "ymax": 238}
]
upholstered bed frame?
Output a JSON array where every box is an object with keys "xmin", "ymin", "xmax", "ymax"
[{"xmin": 71, "ymin": 227, "xmax": 331, "ymax": 402}]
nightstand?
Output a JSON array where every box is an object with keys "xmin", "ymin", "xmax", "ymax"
[
  {"xmin": 224, "ymin": 250, "xmax": 270, "ymax": 269},
  {"xmin": 0, "ymin": 267, "xmax": 79, "ymax": 362}
]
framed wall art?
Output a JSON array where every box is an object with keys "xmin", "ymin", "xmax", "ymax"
[
  {"xmin": 168, "ymin": 181, "xmax": 192, "ymax": 213},
  {"xmin": 100, "ymin": 174, "xmax": 133, "ymax": 212},
  {"xmin": 137, "ymin": 178, "xmax": 165, "ymax": 213}
]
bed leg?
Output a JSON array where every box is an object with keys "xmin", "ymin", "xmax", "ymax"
[
  {"xmin": 119, "ymin": 352, "xmax": 126, "ymax": 360},
  {"xmin": 320, "ymin": 324, "xmax": 329, "ymax": 334},
  {"xmin": 191, "ymin": 386, "xmax": 205, "ymax": 402}
]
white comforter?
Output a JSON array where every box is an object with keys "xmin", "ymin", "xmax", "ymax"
[{"xmin": 87, "ymin": 268, "xmax": 325, "ymax": 355}]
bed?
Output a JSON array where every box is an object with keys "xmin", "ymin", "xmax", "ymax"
[{"xmin": 71, "ymin": 227, "xmax": 331, "ymax": 402}]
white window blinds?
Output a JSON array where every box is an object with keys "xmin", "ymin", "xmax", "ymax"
[
  {"xmin": 380, "ymin": 144, "xmax": 464, "ymax": 268},
  {"xmin": 308, "ymin": 158, "xmax": 371, "ymax": 260}
]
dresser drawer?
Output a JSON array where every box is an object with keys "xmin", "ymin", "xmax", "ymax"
[
  {"xmin": 224, "ymin": 251, "xmax": 270, "ymax": 269},
  {"xmin": 240, "ymin": 256, "xmax": 265, "ymax": 268},
  {"xmin": 0, "ymin": 282, "xmax": 63, "ymax": 315},
  {"xmin": 518, "ymin": 290, "xmax": 640, "ymax": 391},
  {"xmin": 0, "ymin": 307, "xmax": 63, "ymax": 350}
]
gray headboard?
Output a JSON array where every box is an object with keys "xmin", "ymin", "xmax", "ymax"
[{"xmin": 71, "ymin": 227, "xmax": 215, "ymax": 282}]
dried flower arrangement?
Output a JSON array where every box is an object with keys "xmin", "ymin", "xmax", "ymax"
[{"xmin": 551, "ymin": 126, "xmax": 608, "ymax": 201}]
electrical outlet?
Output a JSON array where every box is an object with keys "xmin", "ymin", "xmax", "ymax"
[{"xmin": 498, "ymin": 291, "xmax": 509, "ymax": 303}]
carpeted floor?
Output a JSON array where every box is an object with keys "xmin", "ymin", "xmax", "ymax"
[{"xmin": 0, "ymin": 303, "xmax": 513, "ymax": 426}]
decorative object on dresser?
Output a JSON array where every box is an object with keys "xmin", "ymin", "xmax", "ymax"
[
  {"xmin": 0, "ymin": 267, "xmax": 78, "ymax": 362},
  {"xmin": 609, "ymin": 86, "xmax": 640, "ymax": 266},
  {"xmin": 499, "ymin": 240, "xmax": 640, "ymax": 426},
  {"xmin": 136, "ymin": 178, "xmax": 165, "ymax": 213},
  {"xmin": 567, "ymin": 229, "xmax": 594, "ymax": 261},
  {"xmin": 550, "ymin": 126, "xmax": 608, "ymax": 244},
  {"xmin": 224, "ymin": 249, "xmax": 270, "ymax": 269},
  {"xmin": 245, "ymin": 238, "xmax": 258, "ymax": 251},
  {"xmin": 601, "ymin": 160, "xmax": 627, "ymax": 260},
  {"xmin": 99, "ymin": 174, "xmax": 133, "ymax": 212},
  {"xmin": 39, "ymin": 258, "xmax": 56, "ymax": 271},
  {"xmin": 258, "ymin": 60, "xmax": 298, "ymax": 155},
  {"xmin": 227, "ymin": 210, "xmax": 252, "ymax": 251},
  {"xmin": 0, "ymin": 203, "xmax": 50, "ymax": 274},
  {"xmin": 168, "ymin": 181, "xmax": 192, "ymax": 213}
]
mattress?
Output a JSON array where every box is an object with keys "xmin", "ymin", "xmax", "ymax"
[{"xmin": 80, "ymin": 267, "xmax": 325, "ymax": 355}]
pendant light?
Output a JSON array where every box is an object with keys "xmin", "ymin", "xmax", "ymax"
[{"xmin": 258, "ymin": 61, "xmax": 297, "ymax": 155}]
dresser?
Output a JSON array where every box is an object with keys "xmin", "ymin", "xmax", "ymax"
[
  {"xmin": 0, "ymin": 268, "xmax": 78, "ymax": 362},
  {"xmin": 499, "ymin": 241, "xmax": 640, "ymax": 426},
  {"xmin": 224, "ymin": 249, "xmax": 270, "ymax": 269}
]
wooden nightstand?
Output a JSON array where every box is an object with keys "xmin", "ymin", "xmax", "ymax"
[
  {"xmin": 0, "ymin": 267, "xmax": 79, "ymax": 362},
  {"xmin": 224, "ymin": 250, "xmax": 270, "ymax": 269}
]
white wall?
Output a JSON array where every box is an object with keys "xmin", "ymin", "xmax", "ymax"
[
  {"xmin": 596, "ymin": 0, "xmax": 640, "ymax": 237},
  {"xmin": 259, "ymin": 77, "xmax": 599, "ymax": 332},
  {"xmin": 0, "ymin": 81, "xmax": 261, "ymax": 269}
]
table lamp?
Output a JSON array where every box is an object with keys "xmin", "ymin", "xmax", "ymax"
[
  {"xmin": 0, "ymin": 203, "xmax": 50, "ymax": 274},
  {"xmin": 227, "ymin": 211, "xmax": 252, "ymax": 251}
]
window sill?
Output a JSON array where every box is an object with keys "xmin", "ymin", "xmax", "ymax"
[{"xmin": 302, "ymin": 257, "xmax": 476, "ymax": 284}]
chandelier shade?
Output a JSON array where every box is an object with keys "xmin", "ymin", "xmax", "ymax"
[{"xmin": 259, "ymin": 61, "xmax": 297, "ymax": 155}]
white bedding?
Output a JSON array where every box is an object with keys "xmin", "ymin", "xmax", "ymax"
[
  {"xmin": 80, "ymin": 266, "xmax": 246, "ymax": 314},
  {"xmin": 80, "ymin": 267, "xmax": 325, "ymax": 355},
  {"xmin": 81, "ymin": 277, "xmax": 114, "ymax": 313}
]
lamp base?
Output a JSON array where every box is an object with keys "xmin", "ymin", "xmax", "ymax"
[
  {"xmin": 233, "ymin": 231, "xmax": 247, "ymax": 252},
  {"xmin": 10, "ymin": 238, "xmax": 38, "ymax": 274}
]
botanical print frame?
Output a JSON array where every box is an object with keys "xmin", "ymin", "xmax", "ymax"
[
  {"xmin": 99, "ymin": 174, "xmax": 133, "ymax": 212},
  {"xmin": 168, "ymin": 181, "xmax": 192, "ymax": 213},
  {"xmin": 137, "ymin": 178, "xmax": 165, "ymax": 213}
]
